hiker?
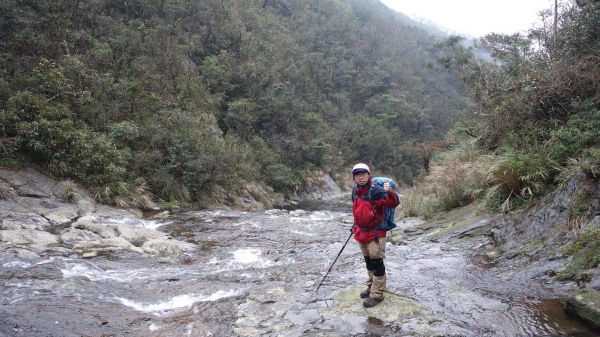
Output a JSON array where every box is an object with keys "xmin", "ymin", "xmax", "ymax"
[{"xmin": 350, "ymin": 163, "xmax": 400, "ymax": 307}]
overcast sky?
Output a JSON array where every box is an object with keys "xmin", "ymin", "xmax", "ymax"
[{"xmin": 380, "ymin": 0, "xmax": 557, "ymax": 37}]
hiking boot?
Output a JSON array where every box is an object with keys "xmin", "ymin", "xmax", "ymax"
[
  {"xmin": 360, "ymin": 286, "xmax": 371, "ymax": 299},
  {"xmin": 363, "ymin": 295, "xmax": 384, "ymax": 308}
]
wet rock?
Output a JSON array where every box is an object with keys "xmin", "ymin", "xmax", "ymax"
[
  {"xmin": 557, "ymin": 241, "xmax": 600, "ymax": 281},
  {"xmin": 151, "ymin": 211, "xmax": 170, "ymax": 219},
  {"xmin": 295, "ymin": 174, "xmax": 343, "ymax": 201},
  {"xmin": 59, "ymin": 228, "xmax": 103, "ymax": 245},
  {"xmin": 2, "ymin": 247, "xmax": 42, "ymax": 262},
  {"xmin": 492, "ymin": 175, "xmax": 581, "ymax": 259},
  {"xmin": 387, "ymin": 233, "xmax": 410, "ymax": 245},
  {"xmin": 0, "ymin": 212, "xmax": 50, "ymax": 230},
  {"xmin": 564, "ymin": 288, "xmax": 600, "ymax": 328},
  {"xmin": 94, "ymin": 203, "xmax": 142, "ymax": 219},
  {"xmin": 141, "ymin": 239, "xmax": 195, "ymax": 259},
  {"xmin": 404, "ymin": 227, "xmax": 425, "ymax": 236},
  {"xmin": 0, "ymin": 229, "xmax": 58, "ymax": 246},
  {"xmin": 108, "ymin": 223, "xmax": 170, "ymax": 243},
  {"xmin": 322, "ymin": 285, "xmax": 438, "ymax": 326},
  {"xmin": 73, "ymin": 219, "xmax": 119, "ymax": 238},
  {"xmin": 0, "ymin": 167, "xmax": 57, "ymax": 198},
  {"xmin": 587, "ymin": 269, "xmax": 600, "ymax": 290},
  {"xmin": 72, "ymin": 237, "xmax": 144, "ymax": 255}
]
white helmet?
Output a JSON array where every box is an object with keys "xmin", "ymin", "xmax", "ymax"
[{"xmin": 352, "ymin": 163, "xmax": 370, "ymax": 175}]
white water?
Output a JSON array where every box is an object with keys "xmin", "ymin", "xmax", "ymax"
[{"xmin": 116, "ymin": 289, "xmax": 242, "ymax": 315}]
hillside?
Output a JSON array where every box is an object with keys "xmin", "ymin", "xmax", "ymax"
[
  {"xmin": 0, "ymin": 0, "xmax": 467, "ymax": 208},
  {"xmin": 399, "ymin": 0, "xmax": 600, "ymax": 295}
]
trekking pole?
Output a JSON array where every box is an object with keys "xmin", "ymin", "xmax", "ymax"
[{"xmin": 315, "ymin": 231, "xmax": 353, "ymax": 292}]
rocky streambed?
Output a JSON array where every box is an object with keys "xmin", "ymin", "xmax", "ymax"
[{"xmin": 1, "ymin": 167, "xmax": 600, "ymax": 336}]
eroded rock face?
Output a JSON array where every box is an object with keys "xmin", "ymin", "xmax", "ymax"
[
  {"xmin": 0, "ymin": 167, "xmax": 193, "ymax": 260},
  {"xmin": 294, "ymin": 173, "xmax": 343, "ymax": 201}
]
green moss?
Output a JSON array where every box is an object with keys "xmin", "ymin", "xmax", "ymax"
[
  {"xmin": 557, "ymin": 240, "xmax": 600, "ymax": 281},
  {"xmin": 564, "ymin": 289, "xmax": 600, "ymax": 328},
  {"xmin": 515, "ymin": 240, "xmax": 543, "ymax": 256}
]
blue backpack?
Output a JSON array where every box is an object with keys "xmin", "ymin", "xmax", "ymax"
[{"xmin": 351, "ymin": 177, "xmax": 398, "ymax": 231}]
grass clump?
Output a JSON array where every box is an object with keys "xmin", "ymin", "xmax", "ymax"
[
  {"xmin": 60, "ymin": 179, "xmax": 80, "ymax": 203},
  {"xmin": 400, "ymin": 142, "xmax": 489, "ymax": 219},
  {"xmin": 401, "ymin": 139, "xmax": 558, "ymax": 219},
  {"xmin": 0, "ymin": 179, "xmax": 17, "ymax": 200},
  {"xmin": 92, "ymin": 178, "xmax": 155, "ymax": 209}
]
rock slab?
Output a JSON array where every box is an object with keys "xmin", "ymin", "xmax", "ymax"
[{"xmin": 564, "ymin": 288, "xmax": 600, "ymax": 328}]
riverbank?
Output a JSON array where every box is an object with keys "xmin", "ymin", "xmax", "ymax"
[{"xmin": 2, "ymin": 167, "xmax": 600, "ymax": 335}]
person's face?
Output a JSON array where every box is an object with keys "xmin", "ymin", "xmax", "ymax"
[{"xmin": 353, "ymin": 171, "xmax": 370, "ymax": 185}]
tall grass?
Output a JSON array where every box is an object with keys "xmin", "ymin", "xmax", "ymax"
[
  {"xmin": 400, "ymin": 142, "xmax": 489, "ymax": 219},
  {"xmin": 92, "ymin": 179, "xmax": 156, "ymax": 209},
  {"xmin": 0, "ymin": 179, "xmax": 17, "ymax": 200},
  {"xmin": 400, "ymin": 141, "xmax": 556, "ymax": 219}
]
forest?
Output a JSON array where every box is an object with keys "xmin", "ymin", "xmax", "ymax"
[{"xmin": 0, "ymin": 0, "xmax": 468, "ymax": 208}]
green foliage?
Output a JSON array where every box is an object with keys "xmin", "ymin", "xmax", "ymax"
[
  {"xmin": 559, "ymin": 233, "xmax": 600, "ymax": 281},
  {"xmin": 0, "ymin": 0, "xmax": 468, "ymax": 206},
  {"xmin": 399, "ymin": 141, "xmax": 490, "ymax": 219},
  {"xmin": 0, "ymin": 92, "xmax": 127, "ymax": 186},
  {"xmin": 550, "ymin": 108, "xmax": 600, "ymax": 163},
  {"xmin": 264, "ymin": 163, "xmax": 300, "ymax": 196},
  {"xmin": 93, "ymin": 178, "xmax": 155, "ymax": 209},
  {"xmin": 414, "ymin": 1, "xmax": 600, "ymax": 217},
  {"xmin": 488, "ymin": 147, "xmax": 554, "ymax": 199}
]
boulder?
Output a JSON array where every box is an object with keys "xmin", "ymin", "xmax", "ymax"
[
  {"xmin": 564, "ymin": 288, "xmax": 600, "ymax": 328},
  {"xmin": 59, "ymin": 228, "xmax": 103, "ymax": 245},
  {"xmin": 295, "ymin": 174, "xmax": 343, "ymax": 201},
  {"xmin": 108, "ymin": 223, "xmax": 170, "ymax": 243},
  {"xmin": 141, "ymin": 239, "xmax": 195, "ymax": 259},
  {"xmin": 73, "ymin": 219, "xmax": 118, "ymax": 238},
  {"xmin": 322, "ymin": 286, "xmax": 433, "ymax": 323},
  {"xmin": 72, "ymin": 237, "xmax": 144, "ymax": 257},
  {"xmin": 0, "ymin": 212, "xmax": 50, "ymax": 230},
  {"xmin": 0, "ymin": 229, "xmax": 58, "ymax": 246}
]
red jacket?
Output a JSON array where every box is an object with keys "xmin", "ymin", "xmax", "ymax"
[{"xmin": 352, "ymin": 181, "xmax": 400, "ymax": 244}]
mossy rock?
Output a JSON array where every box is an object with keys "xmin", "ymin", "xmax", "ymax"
[
  {"xmin": 557, "ymin": 241, "xmax": 600, "ymax": 281},
  {"xmin": 564, "ymin": 288, "xmax": 600, "ymax": 328}
]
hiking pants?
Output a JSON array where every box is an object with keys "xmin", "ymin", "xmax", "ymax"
[{"xmin": 359, "ymin": 237, "xmax": 386, "ymax": 299}]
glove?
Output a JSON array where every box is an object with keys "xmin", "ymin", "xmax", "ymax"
[{"xmin": 350, "ymin": 223, "xmax": 355, "ymax": 233}]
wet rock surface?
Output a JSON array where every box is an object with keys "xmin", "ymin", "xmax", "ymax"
[
  {"xmin": 1, "ymin": 168, "xmax": 600, "ymax": 336},
  {"xmin": 564, "ymin": 289, "xmax": 600, "ymax": 328}
]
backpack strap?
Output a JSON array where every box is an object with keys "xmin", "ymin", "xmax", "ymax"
[
  {"xmin": 355, "ymin": 185, "xmax": 386, "ymax": 240},
  {"xmin": 364, "ymin": 186, "xmax": 386, "ymax": 227}
]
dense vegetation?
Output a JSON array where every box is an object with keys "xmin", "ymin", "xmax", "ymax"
[
  {"xmin": 0, "ymin": 0, "xmax": 466, "ymax": 207},
  {"xmin": 404, "ymin": 1, "xmax": 600, "ymax": 220}
]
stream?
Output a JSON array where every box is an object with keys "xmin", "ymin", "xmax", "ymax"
[{"xmin": 1, "ymin": 197, "xmax": 598, "ymax": 336}]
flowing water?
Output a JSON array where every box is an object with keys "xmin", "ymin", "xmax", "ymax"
[{"xmin": 1, "ymin": 198, "xmax": 598, "ymax": 336}]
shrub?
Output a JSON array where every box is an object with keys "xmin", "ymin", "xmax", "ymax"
[
  {"xmin": 550, "ymin": 108, "xmax": 600, "ymax": 163},
  {"xmin": 1, "ymin": 92, "xmax": 128, "ymax": 186},
  {"xmin": 486, "ymin": 148, "xmax": 554, "ymax": 198},
  {"xmin": 399, "ymin": 142, "xmax": 489, "ymax": 219},
  {"xmin": 555, "ymin": 147, "xmax": 600, "ymax": 182},
  {"xmin": 92, "ymin": 178, "xmax": 155, "ymax": 209}
]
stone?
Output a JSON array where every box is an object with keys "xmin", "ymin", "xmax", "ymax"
[
  {"xmin": 73, "ymin": 220, "xmax": 118, "ymax": 238},
  {"xmin": 321, "ymin": 286, "xmax": 439, "ymax": 326},
  {"xmin": 586, "ymin": 269, "xmax": 600, "ymax": 290},
  {"xmin": 0, "ymin": 212, "xmax": 50, "ymax": 230},
  {"xmin": 108, "ymin": 223, "xmax": 170, "ymax": 243},
  {"xmin": 72, "ymin": 237, "xmax": 144, "ymax": 255},
  {"xmin": 564, "ymin": 288, "xmax": 600, "ymax": 328},
  {"xmin": 141, "ymin": 239, "xmax": 195, "ymax": 259},
  {"xmin": 0, "ymin": 229, "xmax": 58, "ymax": 246},
  {"xmin": 59, "ymin": 228, "xmax": 103, "ymax": 245}
]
